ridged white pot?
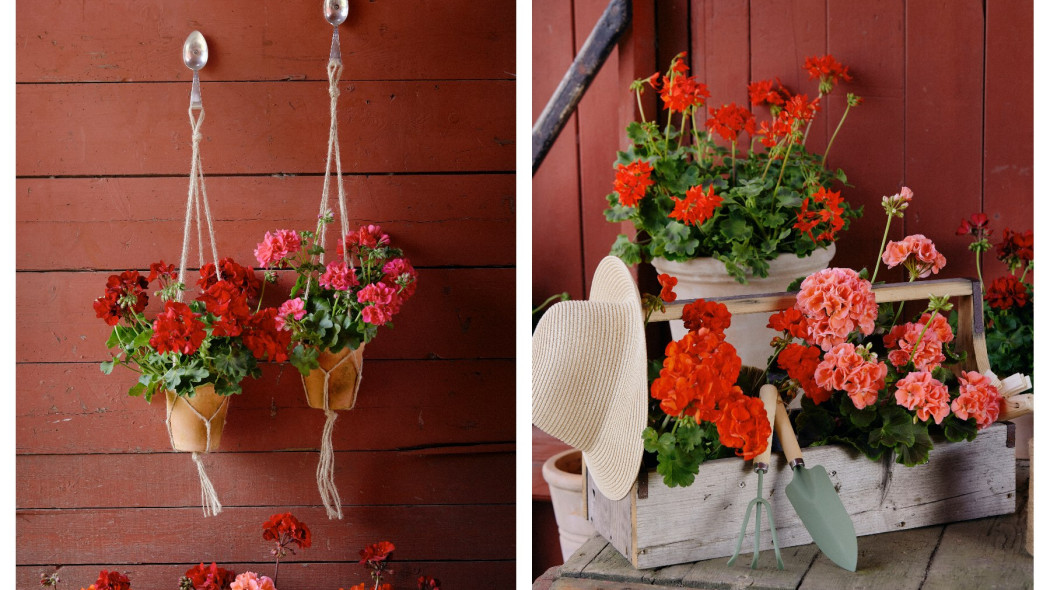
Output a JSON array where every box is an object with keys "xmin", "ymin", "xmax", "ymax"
[
  {"xmin": 651, "ymin": 244, "xmax": 836, "ymax": 370},
  {"xmin": 542, "ymin": 448, "xmax": 595, "ymax": 561}
]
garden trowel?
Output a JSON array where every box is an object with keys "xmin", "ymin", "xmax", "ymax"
[{"xmin": 774, "ymin": 399, "xmax": 858, "ymax": 571}]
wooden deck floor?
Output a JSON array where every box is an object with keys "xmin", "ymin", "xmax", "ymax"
[{"xmin": 536, "ymin": 461, "xmax": 1032, "ymax": 590}]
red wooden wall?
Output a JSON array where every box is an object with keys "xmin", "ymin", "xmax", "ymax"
[
  {"xmin": 16, "ymin": 2, "xmax": 515, "ymax": 588},
  {"xmin": 532, "ymin": 0, "xmax": 1033, "ymax": 303}
]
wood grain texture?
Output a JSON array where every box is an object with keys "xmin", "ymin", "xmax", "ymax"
[
  {"xmin": 904, "ymin": 1, "xmax": 984, "ymax": 280},
  {"xmin": 17, "ymin": 360, "xmax": 513, "ymax": 453},
  {"xmin": 16, "ymin": 0, "xmax": 515, "ymax": 83},
  {"xmin": 17, "ymin": 80, "xmax": 515, "ymax": 176},
  {"xmin": 692, "ymin": 0, "xmax": 750, "ymax": 112},
  {"xmin": 20, "ymin": 562, "xmax": 514, "ymax": 590},
  {"xmin": 17, "ymin": 268, "xmax": 514, "ymax": 363},
  {"xmin": 532, "ymin": 0, "xmax": 586, "ymax": 302},
  {"xmin": 17, "ymin": 174, "xmax": 514, "ymax": 270},
  {"xmin": 588, "ymin": 424, "xmax": 1015, "ymax": 569},
  {"xmin": 18, "ymin": 449, "xmax": 514, "ymax": 509},
  {"xmin": 16, "ymin": 506, "xmax": 515, "ymax": 564}
]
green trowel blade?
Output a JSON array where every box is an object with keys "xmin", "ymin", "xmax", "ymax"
[{"xmin": 785, "ymin": 463, "xmax": 858, "ymax": 572}]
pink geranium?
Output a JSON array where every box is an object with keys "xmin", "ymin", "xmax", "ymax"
[
  {"xmin": 358, "ymin": 282, "xmax": 399, "ymax": 325},
  {"xmin": 342, "ymin": 224, "xmax": 391, "ymax": 255},
  {"xmin": 382, "ymin": 257, "xmax": 418, "ymax": 299},
  {"xmin": 319, "ymin": 260, "xmax": 358, "ymax": 291},
  {"xmin": 275, "ymin": 298, "xmax": 306, "ymax": 331},
  {"xmin": 255, "ymin": 230, "xmax": 302, "ymax": 268},
  {"xmin": 794, "ymin": 268, "xmax": 878, "ymax": 351},
  {"xmin": 881, "ymin": 234, "xmax": 946, "ymax": 279},
  {"xmin": 813, "ymin": 342, "xmax": 887, "ymax": 409},
  {"xmin": 231, "ymin": 572, "xmax": 277, "ymax": 590},
  {"xmin": 952, "ymin": 371, "xmax": 1004, "ymax": 429},
  {"xmin": 894, "ymin": 371, "xmax": 950, "ymax": 424},
  {"xmin": 884, "ymin": 312, "xmax": 954, "ymax": 371}
]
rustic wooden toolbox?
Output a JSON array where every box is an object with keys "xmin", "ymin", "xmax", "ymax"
[{"xmin": 584, "ymin": 278, "xmax": 1025, "ymax": 569}]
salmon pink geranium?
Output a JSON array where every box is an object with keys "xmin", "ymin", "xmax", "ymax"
[
  {"xmin": 96, "ymin": 257, "xmax": 285, "ymax": 400},
  {"xmin": 607, "ymin": 52, "xmax": 862, "ymax": 283},
  {"xmin": 794, "ymin": 267, "xmax": 877, "ymax": 351},
  {"xmin": 254, "ymin": 214, "xmax": 416, "ymax": 376}
]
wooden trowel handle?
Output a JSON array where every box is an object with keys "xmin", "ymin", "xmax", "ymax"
[
  {"xmin": 754, "ymin": 384, "xmax": 778, "ymax": 467},
  {"xmin": 775, "ymin": 398, "xmax": 804, "ymax": 466}
]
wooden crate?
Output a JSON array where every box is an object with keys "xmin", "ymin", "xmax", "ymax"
[{"xmin": 585, "ymin": 278, "xmax": 1022, "ymax": 569}]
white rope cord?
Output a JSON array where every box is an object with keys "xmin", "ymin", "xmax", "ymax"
[
  {"xmin": 173, "ymin": 103, "xmax": 225, "ymax": 516},
  {"xmin": 305, "ymin": 348, "xmax": 365, "ymax": 519}
]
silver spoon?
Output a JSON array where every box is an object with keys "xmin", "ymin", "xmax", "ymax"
[
  {"xmin": 324, "ymin": 0, "xmax": 348, "ymax": 62},
  {"xmin": 183, "ymin": 31, "xmax": 208, "ymax": 109}
]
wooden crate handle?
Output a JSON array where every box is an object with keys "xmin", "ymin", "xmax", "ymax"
[{"xmin": 647, "ymin": 277, "xmax": 990, "ymax": 375}]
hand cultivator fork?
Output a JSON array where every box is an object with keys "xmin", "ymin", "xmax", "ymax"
[{"xmin": 727, "ymin": 384, "xmax": 784, "ymax": 570}]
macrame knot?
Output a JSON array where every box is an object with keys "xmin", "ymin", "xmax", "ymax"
[
  {"xmin": 329, "ymin": 85, "xmax": 341, "ymax": 99},
  {"xmin": 192, "ymin": 131, "xmax": 203, "ymax": 144}
]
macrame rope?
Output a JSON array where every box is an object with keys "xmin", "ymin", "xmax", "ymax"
[
  {"xmin": 307, "ymin": 348, "xmax": 364, "ymax": 519},
  {"xmin": 173, "ymin": 102, "xmax": 225, "ymax": 516}
]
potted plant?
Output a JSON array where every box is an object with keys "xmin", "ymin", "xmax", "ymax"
[
  {"xmin": 94, "ymin": 257, "xmax": 289, "ymax": 515},
  {"xmin": 605, "ymin": 51, "xmax": 863, "ymax": 366},
  {"xmin": 255, "ymin": 213, "xmax": 417, "ymax": 518}
]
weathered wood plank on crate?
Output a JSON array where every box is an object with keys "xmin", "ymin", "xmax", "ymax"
[
  {"xmin": 18, "ymin": 561, "xmax": 515, "ymax": 590},
  {"xmin": 16, "ymin": 268, "xmax": 514, "ymax": 363},
  {"xmin": 16, "ymin": 80, "xmax": 515, "ymax": 176},
  {"xmin": 16, "ymin": 174, "xmax": 515, "ymax": 270},
  {"xmin": 16, "ymin": 0, "xmax": 515, "ymax": 83},
  {"xmin": 16, "ymin": 505, "xmax": 514, "ymax": 564},
  {"xmin": 587, "ymin": 424, "xmax": 1015, "ymax": 569},
  {"xmin": 17, "ymin": 360, "xmax": 513, "ymax": 453},
  {"xmin": 17, "ymin": 449, "xmax": 513, "ymax": 509},
  {"xmin": 903, "ymin": 1, "xmax": 984, "ymax": 279}
]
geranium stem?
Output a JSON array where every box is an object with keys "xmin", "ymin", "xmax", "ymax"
[
  {"xmin": 772, "ymin": 138, "xmax": 796, "ymax": 198},
  {"xmin": 822, "ymin": 103, "xmax": 852, "ymax": 167},
  {"xmin": 273, "ymin": 557, "xmax": 281, "ymax": 584},
  {"xmin": 870, "ymin": 214, "xmax": 893, "ymax": 284},
  {"xmin": 635, "ymin": 88, "xmax": 647, "ymax": 124},
  {"xmin": 906, "ymin": 313, "xmax": 938, "ymax": 367},
  {"xmin": 730, "ymin": 139, "xmax": 737, "ymax": 183},
  {"xmin": 974, "ymin": 248, "xmax": 985, "ymax": 293}
]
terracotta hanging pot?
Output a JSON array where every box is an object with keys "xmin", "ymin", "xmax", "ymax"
[
  {"xmin": 164, "ymin": 384, "xmax": 230, "ymax": 453},
  {"xmin": 302, "ymin": 345, "xmax": 365, "ymax": 410}
]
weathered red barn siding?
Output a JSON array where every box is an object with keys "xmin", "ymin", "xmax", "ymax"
[
  {"xmin": 17, "ymin": 1, "xmax": 515, "ymax": 588},
  {"xmin": 533, "ymin": 0, "xmax": 1033, "ymax": 302}
]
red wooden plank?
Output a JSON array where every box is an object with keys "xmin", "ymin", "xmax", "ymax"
[
  {"xmin": 982, "ymin": 0, "xmax": 1034, "ymax": 283},
  {"xmin": 18, "ymin": 562, "xmax": 514, "ymax": 590},
  {"xmin": 16, "ymin": 0, "xmax": 515, "ymax": 83},
  {"xmin": 16, "ymin": 175, "xmax": 515, "ymax": 270},
  {"xmin": 16, "ymin": 80, "xmax": 515, "ymax": 176},
  {"xmin": 904, "ymin": 1, "xmax": 984, "ymax": 281},
  {"xmin": 17, "ymin": 361, "xmax": 513, "ymax": 453},
  {"xmin": 16, "ymin": 268, "xmax": 514, "ymax": 363},
  {"xmin": 15, "ymin": 505, "xmax": 515, "ymax": 564},
  {"xmin": 17, "ymin": 450, "xmax": 514, "ymax": 509},
  {"xmin": 825, "ymin": 0, "xmax": 907, "ymax": 277},
  {"xmin": 575, "ymin": 0, "xmax": 633, "ymax": 295},
  {"xmin": 658, "ymin": 0, "xmax": 691, "ymax": 75},
  {"xmin": 750, "ymin": 0, "xmax": 829, "ymax": 155},
  {"xmin": 693, "ymin": 0, "xmax": 750, "ymax": 112},
  {"xmin": 532, "ymin": 0, "xmax": 586, "ymax": 302}
]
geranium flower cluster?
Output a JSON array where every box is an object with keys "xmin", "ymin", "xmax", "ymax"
[
  {"xmin": 179, "ymin": 563, "xmax": 236, "ymax": 590},
  {"xmin": 254, "ymin": 216, "xmax": 417, "ymax": 375},
  {"xmin": 95, "ymin": 257, "xmax": 286, "ymax": 400},
  {"xmin": 650, "ymin": 299, "xmax": 771, "ymax": 461},
  {"xmin": 607, "ymin": 51, "xmax": 862, "ymax": 283},
  {"xmin": 793, "ymin": 267, "xmax": 878, "ymax": 351}
]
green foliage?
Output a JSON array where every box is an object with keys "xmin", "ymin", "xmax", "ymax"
[
  {"xmin": 642, "ymin": 417, "xmax": 728, "ymax": 488},
  {"xmin": 985, "ymin": 297, "xmax": 1034, "ymax": 382}
]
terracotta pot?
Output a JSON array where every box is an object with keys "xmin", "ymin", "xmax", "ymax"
[
  {"xmin": 165, "ymin": 384, "xmax": 229, "ymax": 453},
  {"xmin": 303, "ymin": 345, "xmax": 365, "ymax": 410},
  {"xmin": 542, "ymin": 448, "xmax": 596, "ymax": 561},
  {"xmin": 651, "ymin": 244, "xmax": 835, "ymax": 369}
]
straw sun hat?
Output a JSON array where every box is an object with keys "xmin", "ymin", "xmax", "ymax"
[{"xmin": 532, "ymin": 256, "xmax": 647, "ymax": 501}]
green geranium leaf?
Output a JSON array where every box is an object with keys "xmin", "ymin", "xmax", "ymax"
[
  {"xmin": 719, "ymin": 214, "xmax": 751, "ymax": 242},
  {"xmin": 943, "ymin": 416, "xmax": 978, "ymax": 443},
  {"xmin": 655, "ymin": 446, "xmax": 699, "ymax": 488},
  {"xmin": 895, "ymin": 428, "xmax": 934, "ymax": 466},
  {"xmin": 610, "ymin": 234, "xmax": 643, "ymax": 266},
  {"xmin": 605, "ymin": 193, "xmax": 634, "ymax": 222},
  {"xmin": 100, "ymin": 360, "xmax": 115, "ymax": 375},
  {"xmin": 290, "ymin": 343, "xmax": 321, "ymax": 376}
]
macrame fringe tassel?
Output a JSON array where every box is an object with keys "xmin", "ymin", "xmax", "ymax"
[
  {"xmin": 316, "ymin": 409, "xmax": 344, "ymax": 519},
  {"xmin": 192, "ymin": 451, "xmax": 223, "ymax": 517}
]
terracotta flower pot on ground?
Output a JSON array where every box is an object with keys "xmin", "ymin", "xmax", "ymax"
[
  {"xmin": 651, "ymin": 244, "xmax": 835, "ymax": 369},
  {"xmin": 302, "ymin": 345, "xmax": 365, "ymax": 410},
  {"xmin": 165, "ymin": 384, "xmax": 229, "ymax": 453},
  {"xmin": 542, "ymin": 448, "xmax": 596, "ymax": 561}
]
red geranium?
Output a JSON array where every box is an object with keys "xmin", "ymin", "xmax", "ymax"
[
  {"xmin": 768, "ymin": 308, "xmax": 809, "ymax": 341},
  {"xmin": 706, "ymin": 103, "xmax": 756, "ymax": 143},
  {"xmin": 613, "ymin": 160, "xmax": 655, "ymax": 208},
  {"xmin": 658, "ymin": 54, "xmax": 710, "ymax": 113},
  {"xmin": 777, "ymin": 342, "xmax": 830, "ymax": 404},
  {"xmin": 360, "ymin": 541, "xmax": 396, "ymax": 584},
  {"xmin": 955, "ymin": 212, "xmax": 990, "ymax": 238},
  {"xmin": 241, "ymin": 308, "xmax": 291, "ymax": 362},
  {"xmin": 657, "ymin": 273, "xmax": 677, "ymax": 303},
  {"xmin": 985, "ymin": 275, "xmax": 1028, "ymax": 310},
  {"xmin": 670, "ymin": 184, "xmax": 724, "ymax": 227},
  {"xmin": 716, "ymin": 394, "xmax": 773, "ymax": 460},
  {"xmin": 198, "ymin": 258, "xmax": 262, "ymax": 300},
  {"xmin": 996, "ymin": 228, "xmax": 1033, "ymax": 271},
  {"xmin": 803, "ymin": 54, "xmax": 852, "ymax": 93},
  {"xmin": 681, "ymin": 298, "xmax": 732, "ymax": 333},
  {"xmin": 747, "ymin": 78, "xmax": 788, "ymax": 107},
  {"xmin": 183, "ymin": 563, "xmax": 235, "ymax": 590},
  {"xmin": 147, "ymin": 260, "xmax": 177, "ymax": 283},
  {"xmin": 197, "ymin": 280, "xmax": 252, "ymax": 337},
  {"xmin": 93, "ymin": 570, "xmax": 131, "ymax": 590},
  {"xmin": 418, "ymin": 576, "xmax": 441, "ymax": 590},
  {"xmin": 794, "ymin": 187, "xmax": 845, "ymax": 243},
  {"xmin": 93, "ymin": 270, "xmax": 150, "ymax": 326},
  {"xmin": 149, "ymin": 301, "xmax": 207, "ymax": 355}
]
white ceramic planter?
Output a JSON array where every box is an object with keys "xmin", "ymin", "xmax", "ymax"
[
  {"xmin": 651, "ymin": 245, "xmax": 836, "ymax": 370},
  {"xmin": 542, "ymin": 448, "xmax": 595, "ymax": 561}
]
